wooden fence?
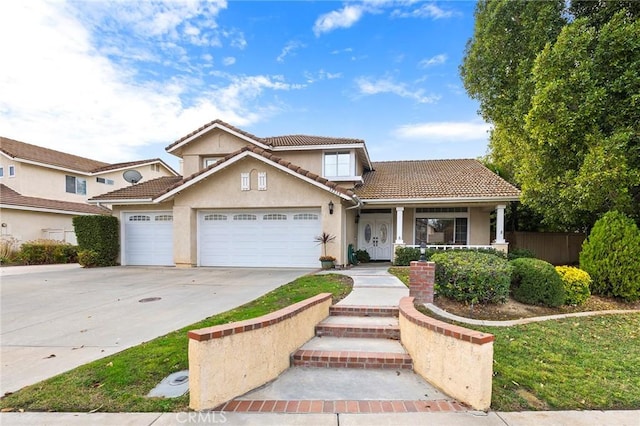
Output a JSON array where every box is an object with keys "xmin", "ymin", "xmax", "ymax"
[{"xmin": 506, "ymin": 232, "xmax": 586, "ymax": 266}]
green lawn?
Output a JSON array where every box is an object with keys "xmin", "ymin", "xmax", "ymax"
[
  {"xmin": 0, "ymin": 274, "xmax": 352, "ymax": 413},
  {"xmin": 485, "ymin": 313, "xmax": 640, "ymax": 411}
]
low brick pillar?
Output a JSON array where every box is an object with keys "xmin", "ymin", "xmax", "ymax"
[{"xmin": 409, "ymin": 261, "xmax": 435, "ymax": 304}]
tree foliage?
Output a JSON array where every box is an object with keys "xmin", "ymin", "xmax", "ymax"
[{"xmin": 462, "ymin": 1, "xmax": 640, "ymax": 230}]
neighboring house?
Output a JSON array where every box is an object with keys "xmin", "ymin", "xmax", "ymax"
[
  {"xmin": 0, "ymin": 137, "xmax": 178, "ymax": 245},
  {"xmin": 90, "ymin": 119, "xmax": 521, "ymax": 268}
]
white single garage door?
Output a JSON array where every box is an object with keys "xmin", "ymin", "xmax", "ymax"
[
  {"xmin": 123, "ymin": 212, "xmax": 174, "ymax": 266},
  {"xmin": 199, "ymin": 210, "xmax": 321, "ymax": 267}
]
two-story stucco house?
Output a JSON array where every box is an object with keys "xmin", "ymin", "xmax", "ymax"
[
  {"xmin": 90, "ymin": 119, "xmax": 521, "ymax": 268},
  {"xmin": 0, "ymin": 137, "xmax": 178, "ymax": 245}
]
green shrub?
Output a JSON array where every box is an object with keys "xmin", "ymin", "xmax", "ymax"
[
  {"xmin": 17, "ymin": 240, "xmax": 78, "ymax": 265},
  {"xmin": 555, "ymin": 266, "xmax": 591, "ymax": 306},
  {"xmin": 78, "ymin": 249, "xmax": 101, "ymax": 268},
  {"xmin": 431, "ymin": 250, "xmax": 511, "ymax": 304},
  {"xmin": 355, "ymin": 249, "xmax": 371, "ymax": 263},
  {"xmin": 73, "ymin": 215, "xmax": 119, "ymax": 267},
  {"xmin": 510, "ymin": 258, "xmax": 565, "ymax": 307},
  {"xmin": 580, "ymin": 211, "xmax": 640, "ymax": 302},
  {"xmin": 0, "ymin": 237, "xmax": 19, "ymax": 264},
  {"xmin": 508, "ymin": 248, "xmax": 536, "ymax": 261},
  {"xmin": 394, "ymin": 246, "xmax": 506, "ymax": 266}
]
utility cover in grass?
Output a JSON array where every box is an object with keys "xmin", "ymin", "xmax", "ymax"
[{"xmin": 147, "ymin": 370, "xmax": 189, "ymax": 398}]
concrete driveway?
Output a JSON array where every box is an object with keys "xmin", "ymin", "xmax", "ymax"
[{"xmin": 0, "ymin": 264, "xmax": 314, "ymax": 395}]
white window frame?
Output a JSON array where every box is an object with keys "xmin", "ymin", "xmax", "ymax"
[
  {"xmin": 413, "ymin": 211, "xmax": 469, "ymax": 245},
  {"xmin": 240, "ymin": 172, "xmax": 250, "ymax": 191},
  {"xmin": 0, "ymin": 167, "xmax": 3, "ymax": 178},
  {"xmin": 323, "ymin": 150, "xmax": 354, "ymax": 178},
  {"xmin": 8, "ymin": 165, "xmax": 15, "ymax": 177},
  {"xmin": 65, "ymin": 175, "xmax": 87, "ymax": 195},
  {"xmin": 203, "ymin": 157, "xmax": 223, "ymax": 168},
  {"xmin": 258, "ymin": 172, "xmax": 267, "ymax": 190}
]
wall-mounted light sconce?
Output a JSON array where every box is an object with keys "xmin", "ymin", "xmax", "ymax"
[
  {"xmin": 355, "ymin": 213, "xmax": 360, "ymax": 224},
  {"xmin": 1, "ymin": 223, "xmax": 7, "ymax": 228},
  {"xmin": 328, "ymin": 201, "xmax": 334, "ymax": 215}
]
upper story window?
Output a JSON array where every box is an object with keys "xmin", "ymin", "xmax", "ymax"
[
  {"xmin": 0, "ymin": 167, "xmax": 3, "ymax": 178},
  {"xmin": 96, "ymin": 177, "xmax": 114, "ymax": 185},
  {"xmin": 8, "ymin": 165, "xmax": 15, "ymax": 177},
  {"xmin": 150, "ymin": 164, "xmax": 160, "ymax": 172},
  {"xmin": 66, "ymin": 175, "xmax": 86, "ymax": 195},
  {"xmin": 203, "ymin": 157, "xmax": 223, "ymax": 168},
  {"xmin": 324, "ymin": 151, "xmax": 351, "ymax": 178}
]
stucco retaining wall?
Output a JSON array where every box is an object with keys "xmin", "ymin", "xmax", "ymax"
[
  {"xmin": 187, "ymin": 293, "xmax": 332, "ymax": 411},
  {"xmin": 398, "ymin": 297, "xmax": 494, "ymax": 411}
]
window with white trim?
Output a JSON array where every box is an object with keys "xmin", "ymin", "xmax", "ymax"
[
  {"xmin": 204, "ymin": 214, "xmax": 227, "ymax": 221},
  {"xmin": 233, "ymin": 214, "xmax": 257, "ymax": 221},
  {"xmin": 8, "ymin": 165, "xmax": 15, "ymax": 177},
  {"xmin": 65, "ymin": 175, "xmax": 86, "ymax": 195},
  {"xmin": 293, "ymin": 213, "xmax": 319, "ymax": 220},
  {"xmin": 263, "ymin": 214, "xmax": 287, "ymax": 220},
  {"xmin": 96, "ymin": 177, "xmax": 114, "ymax": 185},
  {"xmin": 240, "ymin": 173, "xmax": 250, "ymax": 191},
  {"xmin": 155, "ymin": 215, "xmax": 173, "ymax": 221},
  {"xmin": 129, "ymin": 215, "xmax": 151, "ymax": 221},
  {"xmin": 323, "ymin": 151, "xmax": 351, "ymax": 177},
  {"xmin": 258, "ymin": 172, "xmax": 267, "ymax": 190},
  {"xmin": 0, "ymin": 167, "xmax": 3, "ymax": 178},
  {"xmin": 415, "ymin": 218, "xmax": 468, "ymax": 245},
  {"xmin": 203, "ymin": 157, "xmax": 222, "ymax": 168}
]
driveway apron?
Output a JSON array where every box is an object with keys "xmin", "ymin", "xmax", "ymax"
[{"xmin": 0, "ymin": 266, "xmax": 313, "ymax": 395}]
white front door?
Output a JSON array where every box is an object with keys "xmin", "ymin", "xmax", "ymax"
[{"xmin": 359, "ymin": 214, "xmax": 392, "ymax": 260}]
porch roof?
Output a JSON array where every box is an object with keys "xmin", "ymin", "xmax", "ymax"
[
  {"xmin": 0, "ymin": 184, "xmax": 110, "ymax": 215},
  {"xmin": 354, "ymin": 159, "xmax": 520, "ymax": 201}
]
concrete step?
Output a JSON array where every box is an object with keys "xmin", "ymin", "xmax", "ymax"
[
  {"xmin": 292, "ymin": 336, "xmax": 412, "ymax": 370},
  {"xmin": 315, "ymin": 315, "xmax": 400, "ymax": 340},
  {"xmin": 330, "ymin": 305, "xmax": 399, "ymax": 317}
]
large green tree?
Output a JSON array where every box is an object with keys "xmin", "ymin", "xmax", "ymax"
[{"xmin": 462, "ymin": 1, "xmax": 640, "ymax": 230}]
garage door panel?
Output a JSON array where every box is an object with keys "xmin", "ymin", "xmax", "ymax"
[
  {"xmin": 124, "ymin": 212, "xmax": 173, "ymax": 266},
  {"xmin": 199, "ymin": 210, "xmax": 321, "ymax": 267}
]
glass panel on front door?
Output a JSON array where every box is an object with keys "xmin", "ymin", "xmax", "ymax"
[{"xmin": 364, "ymin": 224, "xmax": 372, "ymax": 243}]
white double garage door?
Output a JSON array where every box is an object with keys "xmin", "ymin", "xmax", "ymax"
[{"xmin": 124, "ymin": 209, "xmax": 321, "ymax": 267}]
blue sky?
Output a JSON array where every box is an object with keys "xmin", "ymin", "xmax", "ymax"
[{"xmin": 0, "ymin": 1, "xmax": 488, "ymax": 172}]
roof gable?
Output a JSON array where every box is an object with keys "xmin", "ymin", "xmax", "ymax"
[{"xmin": 165, "ymin": 119, "xmax": 269, "ymax": 155}]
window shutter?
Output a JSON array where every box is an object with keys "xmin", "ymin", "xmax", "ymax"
[
  {"xmin": 258, "ymin": 172, "xmax": 267, "ymax": 190},
  {"xmin": 241, "ymin": 173, "xmax": 250, "ymax": 191}
]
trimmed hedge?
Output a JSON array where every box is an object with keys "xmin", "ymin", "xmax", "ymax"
[
  {"xmin": 510, "ymin": 258, "xmax": 565, "ymax": 307},
  {"xmin": 555, "ymin": 266, "xmax": 591, "ymax": 306},
  {"xmin": 17, "ymin": 239, "xmax": 78, "ymax": 265},
  {"xmin": 508, "ymin": 248, "xmax": 536, "ymax": 261},
  {"xmin": 580, "ymin": 211, "xmax": 640, "ymax": 302},
  {"xmin": 394, "ymin": 246, "xmax": 507, "ymax": 266},
  {"xmin": 431, "ymin": 250, "xmax": 511, "ymax": 305},
  {"xmin": 73, "ymin": 215, "xmax": 119, "ymax": 267}
]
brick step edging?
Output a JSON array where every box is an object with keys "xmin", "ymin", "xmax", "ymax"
[
  {"xmin": 214, "ymin": 399, "xmax": 468, "ymax": 413},
  {"xmin": 291, "ymin": 350, "xmax": 412, "ymax": 369},
  {"xmin": 330, "ymin": 305, "xmax": 399, "ymax": 317},
  {"xmin": 315, "ymin": 324, "xmax": 400, "ymax": 340}
]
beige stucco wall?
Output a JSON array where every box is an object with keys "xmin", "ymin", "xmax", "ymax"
[
  {"xmin": 173, "ymin": 156, "xmax": 346, "ymax": 266},
  {"xmin": 188, "ymin": 294, "xmax": 332, "ymax": 411},
  {"xmin": 179, "ymin": 129, "xmax": 254, "ymax": 176},
  {"xmin": 0, "ymin": 208, "xmax": 82, "ymax": 245},
  {"xmin": 399, "ymin": 300, "xmax": 493, "ymax": 411},
  {"xmin": 276, "ymin": 151, "xmax": 322, "ymax": 176},
  {"xmin": 469, "ymin": 207, "xmax": 491, "ymax": 245}
]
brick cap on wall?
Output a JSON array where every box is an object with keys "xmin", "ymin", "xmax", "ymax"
[
  {"xmin": 188, "ymin": 293, "xmax": 332, "ymax": 342},
  {"xmin": 399, "ymin": 297, "xmax": 494, "ymax": 345}
]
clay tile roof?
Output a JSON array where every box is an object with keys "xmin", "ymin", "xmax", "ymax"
[
  {"xmin": 353, "ymin": 159, "xmax": 521, "ymax": 200},
  {"xmin": 92, "ymin": 146, "xmax": 356, "ymax": 202},
  {"xmin": 0, "ymin": 137, "xmax": 109, "ymax": 173},
  {"xmin": 166, "ymin": 119, "xmax": 266, "ymax": 151},
  {"xmin": 1, "ymin": 184, "xmax": 110, "ymax": 215},
  {"xmin": 88, "ymin": 176, "xmax": 183, "ymax": 201},
  {"xmin": 265, "ymin": 134, "xmax": 364, "ymax": 147},
  {"xmin": 92, "ymin": 158, "xmax": 168, "ymax": 173}
]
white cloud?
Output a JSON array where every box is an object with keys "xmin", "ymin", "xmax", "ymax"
[
  {"xmin": 419, "ymin": 54, "xmax": 447, "ymax": 68},
  {"xmin": 393, "ymin": 121, "xmax": 491, "ymax": 142},
  {"xmin": 392, "ymin": 3, "xmax": 457, "ymax": 19},
  {"xmin": 222, "ymin": 56, "xmax": 236, "ymax": 66},
  {"xmin": 277, "ymin": 40, "xmax": 306, "ymax": 63},
  {"xmin": 313, "ymin": 5, "xmax": 365, "ymax": 36},
  {"xmin": 0, "ymin": 1, "xmax": 299, "ymax": 163},
  {"xmin": 304, "ymin": 70, "xmax": 343, "ymax": 84},
  {"xmin": 355, "ymin": 77, "xmax": 440, "ymax": 104}
]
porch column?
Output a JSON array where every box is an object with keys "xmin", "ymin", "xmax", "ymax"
[
  {"xmin": 395, "ymin": 207, "xmax": 404, "ymax": 244},
  {"xmin": 495, "ymin": 204, "xmax": 506, "ymax": 244}
]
